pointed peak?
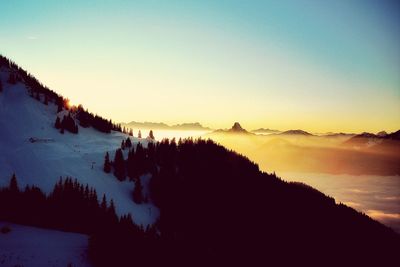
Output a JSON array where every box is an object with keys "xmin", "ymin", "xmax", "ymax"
[{"xmin": 231, "ymin": 122, "xmax": 245, "ymax": 131}]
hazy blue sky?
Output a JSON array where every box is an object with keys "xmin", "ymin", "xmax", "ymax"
[{"xmin": 1, "ymin": 0, "xmax": 399, "ymax": 132}]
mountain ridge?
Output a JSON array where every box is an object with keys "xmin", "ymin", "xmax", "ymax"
[{"xmin": 123, "ymin": 121, "xmax": 211, "ymax": 131}]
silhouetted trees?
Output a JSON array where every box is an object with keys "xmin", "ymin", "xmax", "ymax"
[
  {"xmin": 0, "ymin": 175, "xmax": 120, "ymax": 233},
  {"xmin": 148, "ymin": 130, "xmax": 155, "ymax": 140},
  {"xmin": 132, "ymin": 178, "xmax": 143, "ymax": 204},
  {"xmin": 99, "ymin": 137, "xmax": 400, "ymax": 267},
  {"xmin": 103, "ymin": 152, "xmax": 112, "ymax": 173},
  {"xmin": 1, "ymin": 135, "xmax": 400, "ymax": 267},
  {"xmin": 7, "ymin": 73, "xmax": 16, "ymax": 84},
  {"xmin": 138, "ymin": 130, "xmax": 142, "ymax": 138},
  {"xmin": 9, "ymin": 173, "xmax": 19, "ymax": 193},
  {"xmin": 75, "ymin": 105, "xmax": 121, "ymax": 133},
  {"xmin": 55, "ymin": 117, "xmax": 61, "ymax": 129},
  {"xmin": 125, "ymin": 137, "xmax": 132, "ymax": 148},
  {"xmin": 57, "ymin": 113, "xmax": 78, "ymax": 134},
  {"xmin": 57, "ymin": 98, "xmax": 63, "ymax": 113},
  {"xmin": 113, "ymin": 149, "xmax": 126, "ymax": 181}
]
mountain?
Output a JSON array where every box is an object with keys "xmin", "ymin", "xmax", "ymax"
[
  {"xmin": 0, "ymin": 55, "xmax": 399, "ymax": 266},
  {"xmin": 171, "ymin": 122, "xmax": 211, "ymax": 131},
  {"xmin": 125, "ymin": 121, "xmax": 170, "ymax": 130},
  {"xmin": 212, "ymin": 122, "xmax": 253, "ymax": 135},
  {"xmin": 124, "ymin": 121, "xmax": 211, "ymax": 131},
  {"xmin": 323, "ymin": 132, "xmax": 356, "ymax": 138},
  {"xmin": 230, "ymin": 122, "xmax": 247, "ymax": 132},
  {"xmin": 279, "ymin": 129, "xmax": 313, "ymax": 136},
  {"xmin": 344, "ymin": 130, "xmax": 400, "ymax": 149},
  {"xmin": 0, "ymin": 56, "xmax": 158, "ymax": 227},
  {"xmin": 251, "ymin": 128, "xmax": 281, "ymax": 134},
  {"xmin": 377, "ymin": 131, "xmax": 388, "ymax": 137},
  {"xmin": 386, "ymin": 130, "xmax": 400, "ymax": 140}
]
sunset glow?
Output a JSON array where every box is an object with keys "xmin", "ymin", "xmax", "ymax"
[{"xmin": 0, "ymin": 0, "xmax": 399, "ymax": 133}]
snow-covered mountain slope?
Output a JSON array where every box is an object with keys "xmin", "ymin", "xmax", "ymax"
[
  {"xmin": 0, "ymin": 71, "xmax": 158, "ymax": 226},
  {"xmin": 0, "ymin": 222, "xmax": 91, "ymax": 267}
]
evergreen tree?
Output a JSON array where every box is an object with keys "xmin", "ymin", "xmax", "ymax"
[
  {"xmin": 57, "ymin": 99, "xmax": 63, "ymax": 113},
  {"xmin": 103, "ymin": 152, "xmax": 111, "ymax": 173},
  {"xmin": 125, "ymin": 137, "xmax": 132, "ymax": 148},
  {"xmin": 129, "ymin": 128, "xmax": 133, "ymax": 136},
  {"xmin": 100, "ymin": 194, "xmax": 107, "ymax": 212},
  {"xmin": 148, "ymin": 130, "xmax": 155, "ymax": 140},
  {"xmin": 60, "ymin": 113, "xmax": 78, "ymax": 134},
  {"xmin": 9, "ymin": 173, "xmax": 19, "ymax": 193},
  {"xmin": 121, "ymin": 139, "xmax": 126, "ymax": 150},
  {"xmin": 138, "ymin": 130, "xmax": 142, "ymax": 138},
  {"xmin": 55, "ymin": 117, "xmax": 61, "ymax": 129},
  {"xmin": 127, "ymin": 148, "xmax": 135, "ymax": 180},
  {"xmin": 113, "ymin": 149, "xmax": 126, "ymax": 181},
  {"xmin": 107, "ymin": 199, "xmax": 118, "ymax": 224}
]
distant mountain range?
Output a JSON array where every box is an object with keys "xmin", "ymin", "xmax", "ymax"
[
  {"xmin": 322, "ymin": 132, "xmax": 356, "ymax": 137},
  {"xmin": 124, "ymin": 121, "xmax": 211, "ymax": 131},
  {"xmin": 343, "ymin": 130, "xmax": 400, "ymax": 150},
  {"xmin": 251, "ymin": 128, "xmax": 281, "ymax": 134},
  {"xmin": 278, "ymin": 129, "xmax": 313, "ymax": 136}
]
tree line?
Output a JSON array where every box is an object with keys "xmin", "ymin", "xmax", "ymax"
[
  {"xmin": 1, "ymin": 138, "xmax": 400, "ymax": 266},
  {"xmin": 101, "ymin": 137, "xmax": 400, "ymax": 267},
  {"xmin": 0, "ymin": 174, "xmax": 158, "ymax": 266}
]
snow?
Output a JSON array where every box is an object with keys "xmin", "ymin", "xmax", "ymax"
[
  {"xmin": 0, "ymin": 70, "xmax": 159, "ymax": 226},
  {"xmin": 0, "ymin": 221, "xmax": 91, "ymax": 267}
]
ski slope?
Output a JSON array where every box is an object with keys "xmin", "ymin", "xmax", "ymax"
[
  {"xmin": 0, "ymin": 221, "xmax": 91, "ymax": 267},
  {"xmin": 0, "ymin": 69, "xmax": 159, "ymax": 226}
]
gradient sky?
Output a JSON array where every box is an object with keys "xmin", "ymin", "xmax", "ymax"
[{"xmin": 0, "ymin": 0, "xmax": 399, "ymax": 133}]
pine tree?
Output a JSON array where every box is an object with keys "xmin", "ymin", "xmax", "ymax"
[
  {"xmin": 56, "ymin": 97, "xmax": 64, "ymax": 113},
  {"xmin": 121, "ymin": 139, "xmax": 126, "ymax": 150},
  {"xmin": 103, "ymin": 152, "xmax": 111, "ymax": 173},
  {"xmin": 127, "ymin": 147, "xmax": 135, "ymax": 180},
  {"xmin": 9, "ymin": 173, "xmax": 19, "ymax": 193},
  {"xmin": 113, "ymin": 148, "xmax": 126, "ymax": 181},
  {"xmin": 125, "ymin": 137, "xmax": 132, "ymax": 148},
  {"xmin": 148, "ymin": 130, "xmax": 155, "ymax": 140},
  {"xmin": 133, "ymin": 178, "xmax": 143, "ymax": 204},
  {"xmin": 138, "ymin": 130, "xmax": 142, "ymax": 138},
  {"xmin": 107, "ymin": 199, "xmax": 118, "ymax": 224},
  {"xmin": 101, "ymin": 194, "xmax": 107, "ymax": 212},
  {"xmin": 55, "ymin": 117, "xmax": 61, "ymax": 129}
]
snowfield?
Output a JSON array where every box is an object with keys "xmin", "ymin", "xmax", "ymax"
[
  {"xmin": 0, "ymin": 222, "xmax": 91, "ymax": 267},
  {"xmin": 0, "ymin": 70, "xmax": 159, "ymax": 226}
]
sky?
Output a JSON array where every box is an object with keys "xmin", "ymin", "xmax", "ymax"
[{"xmin": 0, "ymin": 0, "xmax": 399, "ymax": 133}]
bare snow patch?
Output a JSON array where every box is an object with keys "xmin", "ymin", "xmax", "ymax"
[{"xmin": 0, "ymin": 222, "xmax": 91, "ymax": 267}]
